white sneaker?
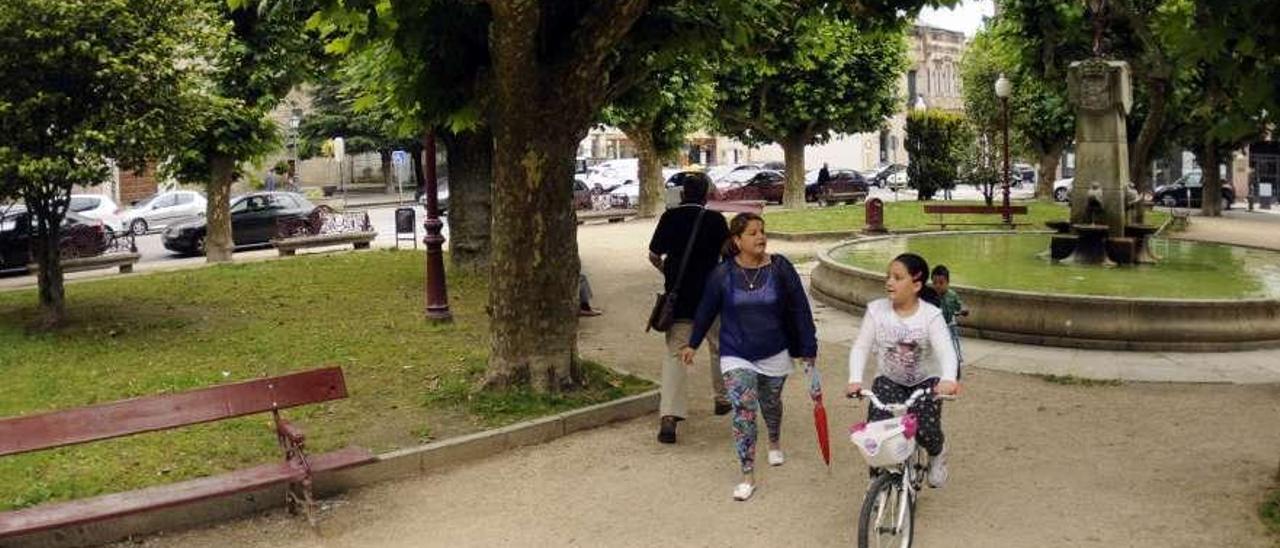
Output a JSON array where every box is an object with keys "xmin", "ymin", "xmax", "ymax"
[
  {"xmin": 768, "ymin": 449, "xmax": 785, "ymax": 466},
  {"xmin": 733, "ymin": 482, "xmax": 756, "ymax": 501},
  {"xmin": 927, "ymin": 445, "xmax": 949, "ymax": 488}
]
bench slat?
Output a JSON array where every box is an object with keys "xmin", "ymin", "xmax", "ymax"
[
  {"xmin": 922, "ymin": 205, "xmax": 1029, "ymax": 215},
  {"xmin": 0, "ymin": 368, "xmax": 348, "ymax": 457},
  {"xmin": 0, "ymin": 446, "xmax": 374, "ymax": 538}
]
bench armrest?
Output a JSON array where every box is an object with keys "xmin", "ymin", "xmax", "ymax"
[{"xmin": 276, "ymin": 419, "xmax": 306, "ymax": 445}]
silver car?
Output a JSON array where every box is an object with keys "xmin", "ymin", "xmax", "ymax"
[{"xmin": 122, "ymin": 190, "xmax": 207, "ymax": 235}]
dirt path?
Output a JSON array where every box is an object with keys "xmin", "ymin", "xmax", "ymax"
[{"xmin": 131, "ymin": 217, "xmax": 1280, "ymax": 548}]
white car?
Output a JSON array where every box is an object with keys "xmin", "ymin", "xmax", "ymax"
[
  {"xmin": 1053, "ymin": 178, "xmax": 1073, "ymax": 202},
  {"xmin": 585, "ymin": 158, "xmax": 639, "ymax": 190},
  {"xmin": 69, "ymin": 194, "xmax": 125, "ymax": 234},
  {"xmin": 121, "ymin": 190, "xmax": 207, "ymax": 235}
]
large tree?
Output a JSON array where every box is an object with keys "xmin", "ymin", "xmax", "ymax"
[
  {"xmin": 0, "ymin": 0, "xmax": 201, "ymax": 326},
  {"xmin": 169, "ymin": 0, "xmax": 321, "ymax": 263},
  {"xmin": 713, "ymin": 11, "xmax": 908, "ymax": 208},
  {"xmin": 602, "ymin": 61, "xmax": 715, "ymax": 217},
  {"xmin": 319, "ymin": 0, "xmax": 954, "ymax": 392}
]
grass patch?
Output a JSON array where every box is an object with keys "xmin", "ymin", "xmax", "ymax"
[
  {"xmin": 1031, "ymin": 373, "xmax": 1124, "ymax": 387},
  {"xmin": 764, "ymin": 200, "xmax": 1170, "ymax": 234},
  {"xmin": 0, "ymin": 250, "xmax": 652, "ymax": 511},
  {"xmin": 1261, "ymin": 487, "xmax": 1280, "ymax": 535}
]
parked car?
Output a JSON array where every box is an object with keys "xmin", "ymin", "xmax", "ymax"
[
  {"xmin": 811, "ymin": 171, "xmax": 870, "ymax": 206},
  {"xmin": 414, "ymin": 176, "xmax": 449, "ymax": 213},
  {"xmin": 1053, "ymin": 177, "xmax": 1073, "ymax": 202},
  {"xmin": 865, "ymin": 164, "xmax": 907, "ymax": 189},
  {"xmin": 712, "ymin": 164, "xmax": 765, "ymax": 185},
  {"xmin": 121, "ymin": 190, "xmax": 207, "ymax": 235},
  {"xmin": 69, "ymin": 194, "xmax": 125, "ymax": 234},
  {"xmin": 806, "ymin": 169, "xmax": 866, "ymax": 202},
  {"xmin": 161, "ymin": 192, "xmax": 315, "ymax": 256},
  {"xmin": 716, "ymin": 170, "xmax": 785, "ymax": 204},
  {"xmin": 584, "ymin": 158, "xmax": 638, "ymax": 190},
  {"xmin": 0, "ymin": 206, "xmax": 108, "ymax": 272},
  {"xmin": 1152, "ymin": 170, "xmax": 1234, "ymax": 209}
]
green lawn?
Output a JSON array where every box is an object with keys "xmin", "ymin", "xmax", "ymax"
[
  {"xmin": 0, "ymin": 250, "xmax": 651, "ymax": 511},
  {"xmin": 763, "ymin": 200, "xmax": 1170, "ymax": 234}
]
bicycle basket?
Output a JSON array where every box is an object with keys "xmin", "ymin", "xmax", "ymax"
[{"xmin": 849, "ymin": 414, "xmax": 918, "ymax": 467}]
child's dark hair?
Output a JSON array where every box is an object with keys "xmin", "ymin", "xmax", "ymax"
[
  {"xmin": 722, "ymin": 212, "xmax": 765, "ymax": 256},
  {"xmin": 893, "ymin": 253, "xmax": 941, "ymax": 307},
  {"xmin": 931, "ymin": 265, "xmax": 950, "ymax": 280}
]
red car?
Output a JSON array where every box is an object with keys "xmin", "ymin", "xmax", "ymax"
[{"xmin": 715, "ymin": 170, "xmax": 785, "ymax": 204}]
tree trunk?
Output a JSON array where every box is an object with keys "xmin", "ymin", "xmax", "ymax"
[
  {"xmin": 410, "ymin": 141, "xmax": 426, "ymax": 198},
  {"xmin": 486, "ymin": 129, "xmax": 583, "ymax": 392},
  {"xmin": 380, "ymin": 149, "xmax": 394, "ymax": 194},
  {"xmin": 1130, "ymin": 77, "xmax": 1170, "ymax": 224},
  {"xmin": 205, "ymin": 154, "xmax": 236, "ymax": 263},
  {"xmin": 1199, "ymin": 143, "xmax": 1223, "ymax": 217},
  {"xmin": 30, "ymin": 194, "xmax": 67, "ymax": 328},
  {"xmin": 781, "ymin": 136, "xmax": 807, "ymax": 209},
  {"xmin": 442, "ymin": 127, "xmax": 494, "ymax": 271},
  {"xmin": 1037, "ymin": 146, "xmax": 1062, "ymax": 202},
  {"xmin": 629, "ymin": 129, "xmax": 665, "ymax": 218}
]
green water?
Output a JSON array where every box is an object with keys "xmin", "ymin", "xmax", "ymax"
[{"xmin": 833, "ymin": 234, "xmax": 1280, "ymax": 299}]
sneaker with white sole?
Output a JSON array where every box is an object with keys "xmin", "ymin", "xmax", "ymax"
[
  {"xmin": 767, "ymin": 449, "xmax": 785, "ymax": 466},
  {"xmin": 927, "ymin": 445, "xmax": 949, "ymax": 488},
  {"xmin": 733, "ymin": 482, "xmax": 756, "ymax": 501}
]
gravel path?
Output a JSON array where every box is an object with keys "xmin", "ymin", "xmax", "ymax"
[{"xmin": 127, "ymin": 215, "xmax": 1280, "ymax": 548}]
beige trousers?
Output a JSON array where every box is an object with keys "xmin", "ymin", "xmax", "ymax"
[{"xmin": 660, "ymin": 319, "xmax": 725, "ymax": 419}]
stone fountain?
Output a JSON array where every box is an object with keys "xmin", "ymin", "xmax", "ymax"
[{"xmin": 1044, "ymin": 57, "xmax": 1160, "ymax": 266}]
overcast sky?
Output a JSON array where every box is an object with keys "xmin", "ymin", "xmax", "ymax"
[{"xmin": 916, "ymin": 0, "xmax": 995, "ymax": 36}]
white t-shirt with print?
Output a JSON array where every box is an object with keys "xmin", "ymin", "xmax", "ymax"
[{"xmin": 848, "ymin": 298, "xmax": 958, "ymax": 386}]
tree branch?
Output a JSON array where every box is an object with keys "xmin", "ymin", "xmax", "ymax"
[{"xmin": 558, "ymin": 0, "xmax": 651, "ymax": 100}]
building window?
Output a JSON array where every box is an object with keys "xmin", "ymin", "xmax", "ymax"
[{"xmin": 907, "ymin": 70, "xmax": 917, "ymax": 103}]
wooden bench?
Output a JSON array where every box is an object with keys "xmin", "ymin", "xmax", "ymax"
[
  {"xmin": 922, "ymin": 204, "xmax": 1030, "ymax": 230},
  {"xmin": 576, "ymin": 208, "xmax": 636, "ymax": 224},
  {"xmin": 28, "ymin": 252, "xmax": 141, "ymax": 275},
  {"xmin": 0, "ymin": 367, "xmax": 375, "ymax": 540},
  {"xmin": 272, "ymin": 231, "xmax": 377, "ymax": 256},
  {"xmin": 706, "ymin": 200, "xmax": 766, "ymax": 215}
]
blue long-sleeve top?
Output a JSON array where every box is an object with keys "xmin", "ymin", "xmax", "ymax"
[{"xmin": 688, "ymin": 254, "xmax": 818, "ymax": 361}]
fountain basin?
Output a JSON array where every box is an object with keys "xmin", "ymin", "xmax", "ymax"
[{"xmin": 811, "ymin": 232, "xmax": 1280, "ymax": 351}]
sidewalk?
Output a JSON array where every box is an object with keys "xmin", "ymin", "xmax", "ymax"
[{"xmin": 135, "ymin": 214, "xmax": 1280, "ymax": 548}]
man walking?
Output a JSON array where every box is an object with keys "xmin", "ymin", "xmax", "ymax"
[{"xmin": 648, "ymin": 172, "xmax": 731, "ymax": 444}]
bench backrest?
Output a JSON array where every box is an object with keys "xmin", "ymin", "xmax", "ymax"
[
  {"xmin": 0, "ymin": 367, "xmax": 348, "ymax": 457},
  {"xmin": 707, "ymin": 200, "xmax": 766, "ymax": 215},
  {"xmin": 922, "ymin": 205, "xmax": 1029, "ymax": 215}
]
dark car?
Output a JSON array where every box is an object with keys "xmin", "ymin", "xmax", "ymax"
[
  {"xmin": 717, "ymin": 170, "xmax": 785, "ymax": 204},
  {"xmin": 811, "ymin": 171, "xmax": 870, "ymax": 206},
  {"xmin": 806, "ymin": 169, "xmax": 866, "ymax": 202},
  {"xmin": 162, "ymin": 192, "xmax": 315, "ymax": 255},
  {"xmin": 0, "ymin": 206, "xmax": 107, "ymax": 272},
  {"xmin": 1152, "ymin": 171, "xmax": 1234, "ymax": 210},
  {"xmin": 866, "ymin": 164, "xmax": 906, "ymax": 188}
]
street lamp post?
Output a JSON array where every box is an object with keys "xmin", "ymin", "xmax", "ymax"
[
  {"xmin": 422, "ymin": 130, "xmax": 452, "ymax": 322},
  {"xmin": 287, "ymin": 111, "xmax": 301, "ymax": 189},
  {"xmin": 995, "ymin": 73, "xmax": 1013, "ymax": 225}
]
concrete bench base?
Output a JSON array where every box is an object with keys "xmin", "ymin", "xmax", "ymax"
[
  {"xmin": 29, "ymin": 252, "xmax": 141, "ymax": 275},
  {"xmin": 576, "ymin": 209, "xmax": 636, "ymax": 224},
  {"xmin": 271, "ymin": 231, "xmax": 378, "ymax": 257}
]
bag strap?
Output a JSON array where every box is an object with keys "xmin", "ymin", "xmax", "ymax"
[{"xmin": 670, "ymin": 206, "xmax": 708, "ymax": 291}]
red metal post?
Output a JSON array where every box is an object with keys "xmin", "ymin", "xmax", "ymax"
[
  {"xmin": 423, "ymin": 131, "xmax": 452, "ymax": 322},
  {"xmin": 1001, "ymin": 96, "xmax": 1012, "ymax": 225}
]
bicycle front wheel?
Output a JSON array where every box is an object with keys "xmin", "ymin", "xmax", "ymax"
[{"xmin": 857, "ymin": 472, "xmax": 914, "ymax": 548}]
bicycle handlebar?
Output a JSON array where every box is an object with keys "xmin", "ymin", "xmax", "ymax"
[{"xmin": 847, "ymin": 387, "xmax": 956, "ymax": 413}]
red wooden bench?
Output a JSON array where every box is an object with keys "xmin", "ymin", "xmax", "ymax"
[
  {"xmin": 922, "ymin": 204, "xmax": 1030, "ymax": 230},
  {"xmin": 0, "ymin": 367, "xmax": 375, "ymax": 540}
]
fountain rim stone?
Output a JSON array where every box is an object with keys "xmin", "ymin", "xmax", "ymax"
[{"xmin": 818, "ymin": 230, "xmax": 1280, "ymax": 305}]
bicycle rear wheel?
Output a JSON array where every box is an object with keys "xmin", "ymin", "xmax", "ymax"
[{"xmin": 857, "ymin": 472, "xmax": 914, "ymax": 548}]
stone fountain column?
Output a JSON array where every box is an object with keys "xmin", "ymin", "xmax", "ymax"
[{"xmin": 1068, "ymin": 58, "xmax": 1132, "ymax": 234}]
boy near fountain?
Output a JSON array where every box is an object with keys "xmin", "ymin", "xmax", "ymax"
[{"xmin": 931, "ymin": 265, "xmax": 967, "ymax": 379}]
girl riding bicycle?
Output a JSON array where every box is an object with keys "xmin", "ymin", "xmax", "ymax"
[{"xmin": 846, "ymin": 253, "xmax": 958, "ymax": 488}]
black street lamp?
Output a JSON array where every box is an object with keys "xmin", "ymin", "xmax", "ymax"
[{"xmin": 995, "ymin": 73, "xmax": 1013, "ymax": 225}]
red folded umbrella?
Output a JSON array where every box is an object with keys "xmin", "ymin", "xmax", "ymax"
[{"xmin": 808, "ymin": 366, "xmax": 831, "ymax": 467}]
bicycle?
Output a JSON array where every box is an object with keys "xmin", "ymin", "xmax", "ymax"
[{"xmin": 848, "ymin": 387, "xmax": 955, "ymax": 548}]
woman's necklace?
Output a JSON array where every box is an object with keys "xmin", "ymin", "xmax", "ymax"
[{"xmin": 740, "ymin": 257, "xmax": 768, "ymax": 290}]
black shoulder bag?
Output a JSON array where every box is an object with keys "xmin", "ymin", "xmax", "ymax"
[{"xmin": 647, "ymin": 207, "xmax": 708, "ymax": 333}]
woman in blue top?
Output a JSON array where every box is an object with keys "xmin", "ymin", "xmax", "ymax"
[{"xmin": 680, "ymin": 212, "xmax": 818, "ymax": 501}]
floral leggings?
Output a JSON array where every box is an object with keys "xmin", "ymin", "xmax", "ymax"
[
  {"xmin": 723, "ymin": 368, "xmax": 788, "ymax": 474},
  {"xmin": 868, "ymin": 376, "xmax": 945, "ymax": 456}
]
